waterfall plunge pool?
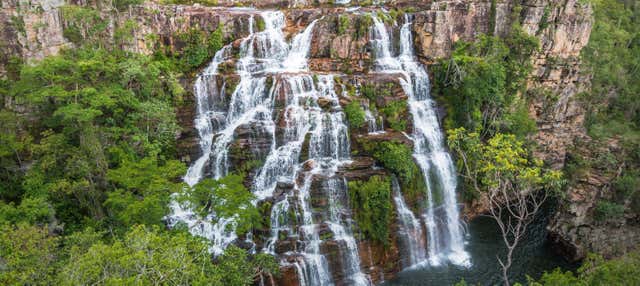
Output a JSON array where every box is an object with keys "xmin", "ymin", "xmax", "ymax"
[{"xmin": 383, "ymin": 202, "xmax": 577, "ymax": 285}]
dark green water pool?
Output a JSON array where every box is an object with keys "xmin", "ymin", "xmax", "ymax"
[{"xmin": 383, "ymin": 204, "xmax": 577, "ymax": 286}]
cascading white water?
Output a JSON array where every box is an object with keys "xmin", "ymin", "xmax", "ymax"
[
  {"xmin": 392, "ymin": 176, "xmax": 427, "ymax": 267},
  {"xmin": 326, "ymin": 178, "xmax": 369, "ymax": 286},
  {"xmin": 170, "ymin": 10, "xmax": 370, "ymax": 285},
  {"xmin": 261, "ymin": 74, "xmax": 369, "ymax": 286},
  {"xmin": 363, "ymin": 104, "xmax": 384, "ymax": 134},
  {"xmin": 183, "ymin": 46, "xmax": 231, "ymax": 187},
  {"xmin": 370, "ymin": 14, "xmax": 471, "ymax": 267},
  {"xmin": 167, "ymin": 44, "xmax": 239, "ymax": 255},
  {"xmin": 168, "ymin": 11, "xmax": 318, "ymax": 255},
  {"xmin": 171, "ymin": 8, "xmax": 472, "ymax": 285}
]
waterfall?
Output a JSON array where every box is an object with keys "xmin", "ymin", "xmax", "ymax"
[
  {"xmin": 167, "ymin": 11, "xmax": 317, "ymax": 255},
  {"xmin": 170, "ymin": 8, "xmax": 471, "ymax": 285},
  {"xmin": 392, "ymin": 176, "xmax": 427, "ymax": 267},
  {"xmin": 363, "ymin": 104, "xmax": 384, "ymax": 134},
  {"xmin": 263, "ymin": 75, "xmax": 369, "ymax": 286},
  {"xmin": 170, "ymin": 10, "xmax": 370, "ymax": 285},
  {"xmin": 370, "ymin": 15, "xmax": 470, "ymax": 267}
]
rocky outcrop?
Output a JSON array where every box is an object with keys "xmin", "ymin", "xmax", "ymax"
[
  {"xmin": 548, "ymin": 138, "xmax": 640, "ymax": 262},
  {"xmin": 0, "ymin": 0, "xmax": 69, "ymax": 74},
  {"xmin": 410, "ymin": 0, "xmax": 593, "ymax": 167},
  {"xmin": 407, "ymin": 0, "xmax": 607, "ymax": 263}
]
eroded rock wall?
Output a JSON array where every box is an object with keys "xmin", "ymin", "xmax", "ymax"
[{"xmin": 548, "ymin": 138, "xmax": 640, "ymax": 262}]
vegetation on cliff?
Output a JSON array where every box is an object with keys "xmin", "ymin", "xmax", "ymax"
[
  {"xmin": 531, "ymin": 251, "xmax": 640, "ymax": 285},
  {"xmin": 348, "ymin": 176, "xmax": 392, "ymax": 245},
  {"xmin": 433, "ymin": 21, "xmax": 538, "ymax": 140},
  {"xmin": 435, "ymin": 18, "xmax": 542, "ymax": 203},
  {"xmin": 178, "ymin": 174, "xmax": 261, "ymax": 235},
  {"xmin": 0, "ymin": 0, "xmax": 637, "ymax": 284},
  {"xmin": 0, "ymin": 6, "xmax": 275, "ymax": 284},
  {"xmin": 344, "ymin": 101, "xmax": 367, "ymax": 129},
  {"xmin": 436, "ymin": 9, "xmax": 564, "ymax": 285},
  {"xmin": 572, "ymin": 0, "xmax": 640, "ymax": 221}
]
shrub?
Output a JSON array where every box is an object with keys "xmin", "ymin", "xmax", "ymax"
[
  {"xmin": 344, "ymin": 101, "xmax": 366, "ymax": 129},
  {"xmin": 355, "ymin": 14, "xmax": 373, "ymax": 39},
  {"xmin": 613, "ymin": 172, "xmax": 640, "ymax": 198},
  {"xmin": 371, "ymin": 141, "xmax": 417, "ymax": 182},
  {"xmin": 361, "ymin": 84, "xmax": 376, "ymax": 101},
  {"xmin": 594, "ymin": 201, "xmax": 625, "ymax": 221},
  {"xmin": 178, "ymin": 173, "xmax": 260, "ymax": 235},
  {"xmin": 533, "ymin": 252, "xmax": 640, "ymax": 285},
  {"xmin": 255, "ymin": 17, "xmax": 266, "ymax": 32},
  {"xmin": 337, "ymin": 15, "xmax": 350, "ymax": 35},
  {"xmin": 348, "ymin": 176, "xmax": 392, "ymax": 245},
  {"xmin": 381, "ymin": 100, "xmax": 408, "ymax": 131},
  {"xmin": 173, "ymin": 23, "xmax": 224, "ymax": 72}
]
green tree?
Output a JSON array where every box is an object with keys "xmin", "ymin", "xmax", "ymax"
[
  {"xmin": 433, "ymin": 26, "xmax": 539, "ymax": 138},
  {"xmin": 0, "ymin": 224, "xmax": 59, "ymax": 285},
  {"xmin": 448, "ymin": 128, "xmax": 564, "ymax": 286},
  {"xmin": 105, "ymin": 157, "xmax": 186, "ymax": 230},
  {"xmin": 531, "ymin": 252, "xmax": 640, "ymax": 286},
  {"xmin": 214, "ymin": 245, "xmax": 280, "ymax": 286},
  {"xmin": 9, "ymin": 47, "xmax": 184, "ymax": 232},
  {"xmin": 0, "ymin": 110, "xmax": 31, "ymax": 201},
  {"xmin": 58, "ymin": 225, "xmax": 278, "ymax": 286},
  {"xmin": 59, "ymin": 225, "xmax": 216, "ymax": 285},
  {"xmin": 178, "ymin": 174, "xmax": 261, "ymax": 235},
  {"xmin": 348, "ymin": 176, "xmax": 392, "ymax": 244},
  {"xmin": 344, "ymin": 101, "xmax": 366, "ymax": 129}
]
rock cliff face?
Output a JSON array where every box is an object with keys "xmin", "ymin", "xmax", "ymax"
[
  {"xmin": 2, "ymin": 0, "xmax": 618, "ymax": 282},
  {"xmin": 548, "ymin": 138, "xmax": 640, "ymax": 262}
]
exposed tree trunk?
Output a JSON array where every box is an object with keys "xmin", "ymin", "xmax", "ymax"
[{"xmin": 486, "ymin": 180, "xmax": 547, "ymax": 286}]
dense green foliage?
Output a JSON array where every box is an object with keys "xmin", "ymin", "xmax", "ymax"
[
  {"xmin": 575, "ymin": 0, "xmax": 640, "ymax": 220},
  {"xmin": 59, "ymin": 226, "xmax": 215, "ymax": 285},
  {"xmin": 359, "ymin": 140, "xmax": 425, "ymax": 203},
  {"xmin": 594, "ymin": 200, "xmax": 626, "ymax": 220},
  {"xmin": 61, "ymin": 5, "xmax": 109, "ymax": 45},
  {"xmin": 0, "ymin": 224, "xmax": 278, "ymax": 285},
  {"xmin": 0, "ymin": 224, "xmax": 58, "ymax": 284},
  {"xmin": 2, "ymin": 47, "xmax": 185, "ymax": 232},
  {"xmin": 178, "ymin": 174, "xmax": 261, "ymax": 235},
  {"xmin": 583, "ymin": 0, "xmax": 640, "ymax": 130},
  {"xmin": 380, "ymin": 100, "xmax": 408, "ymax": 131},
  {"xmin": 530, "ymin": 252, "xmax": 640, "ymax": 286},
  {"xmin": 360, "ymin": 84, "xmax": 377, "ymax": 101},
  {"xmin": 348, "ymin": 176, "xmax": 392, "ymax": 245},
  {"xmin": 448, "ymin": 128, "xmax": 564, "ymax": 201},
  {"xmin": 174, "ymin": 25, "xmax": 225, "ymax": 71},
  {"xmin": 357, "ymin": 83, "xmax": 408, "ymax": 131},
  {"xmin": 337, "ymin": 15, "xmax": 350, "ymax": 35},
  {"xmin": 433, "ymin": 20, "xmax": 539, "ymax": 139},
  {"xmin": 355, "ymin": 14, "xmax": 373, "ymax": 39},
  {"xmin": 0, "ymin": 6, "xmax": 275, "ymax": 284},
  {"xmin": 344, "ymin": 101, "xmax": 366, "ymax": 129},
  {"xmin": 371, "ymin": 141, "xmax": 417, "ymax": 182}
]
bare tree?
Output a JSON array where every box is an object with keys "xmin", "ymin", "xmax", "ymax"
[
  {"xmin": 448, "ymin": 129, "xmax": 563, "ymax": 286},
  {"xmin": 486, "ymin": 177, "xmax": 549, "ymax": 286}
]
